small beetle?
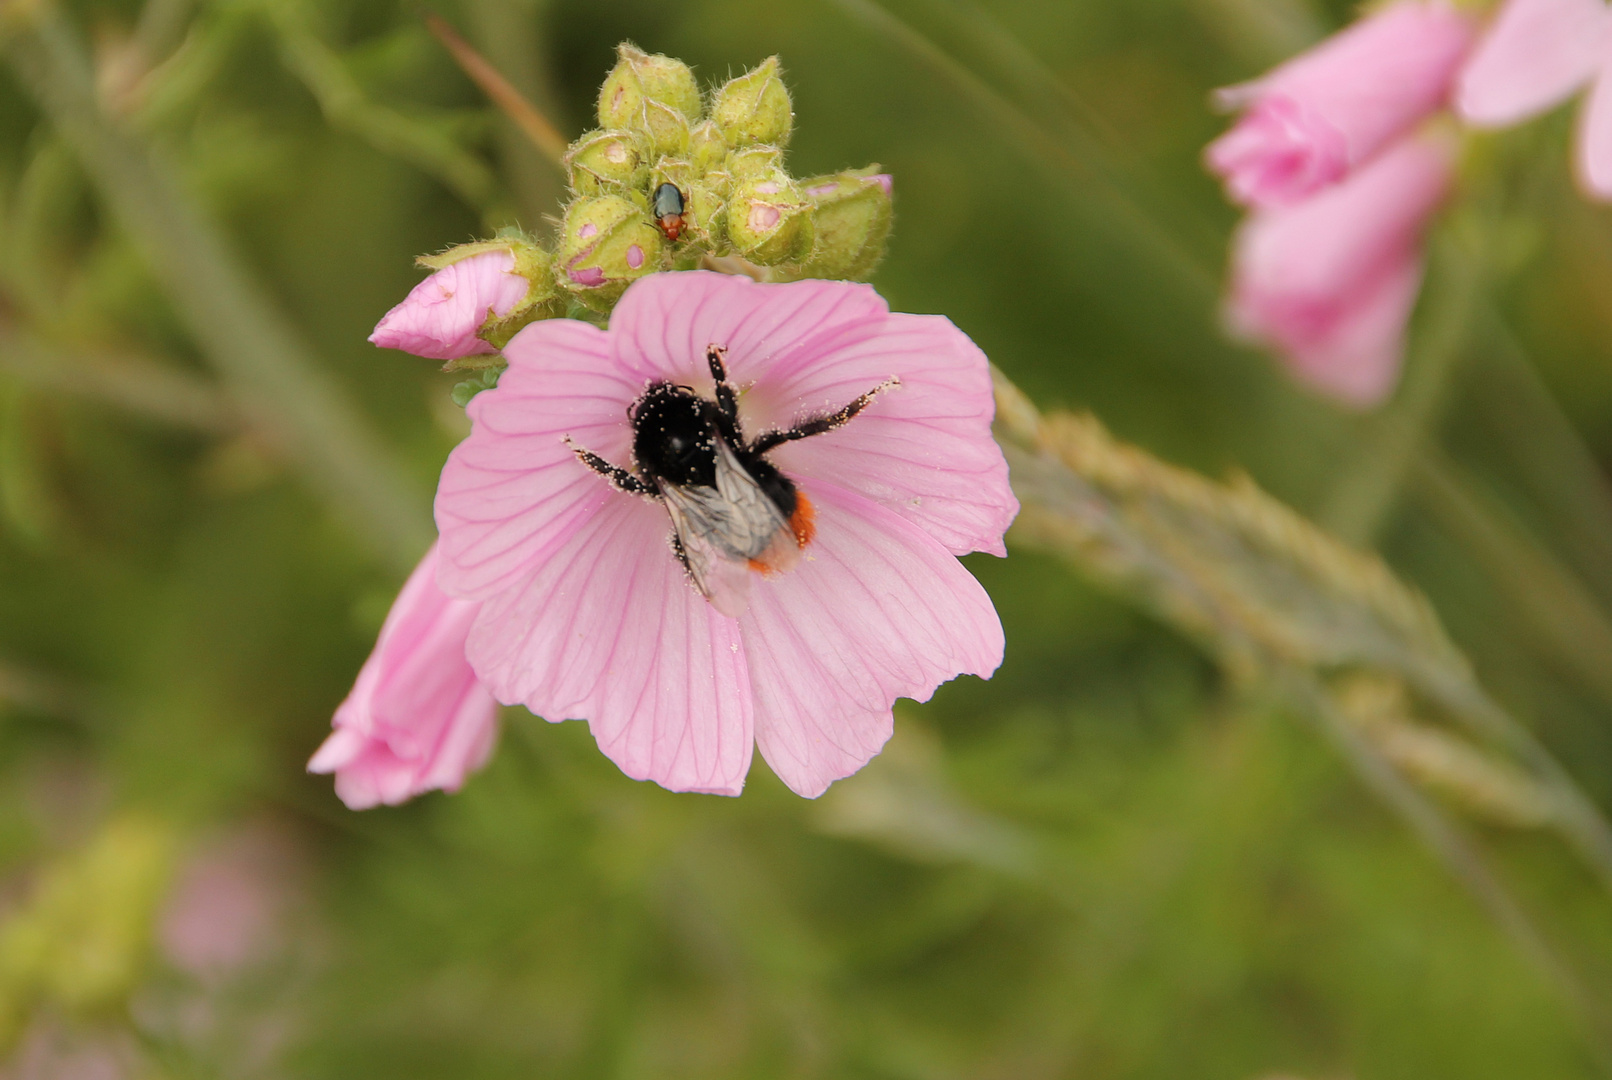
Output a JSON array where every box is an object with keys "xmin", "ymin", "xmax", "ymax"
[{"xmin": 652, "ymin": 182, "xmax": 688, "ymax": 242}]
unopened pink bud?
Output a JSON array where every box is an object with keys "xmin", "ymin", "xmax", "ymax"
[
  {"xmin": 308, "ymin": 543, "xmax": 499, "ymax": 809},
  {"xmin": 1207, "ymin": 1, "xmax": 1474, "ymax": 208},
  {"xmin": 1227, "ymin": 134, "xmax": 1456, "ymax": 407},
  {"xmin": 370, "ymin": 250, "xmax": 530, "ymax": 361}
]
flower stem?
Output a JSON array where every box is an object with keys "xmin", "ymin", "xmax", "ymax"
[
  {"xmin": 1316, "ymin": 225, "xmax": 1486, "ymax": 546},
  {"xmin": 446, "ymin": 0, "xmax": 568, "ymax": 226}
]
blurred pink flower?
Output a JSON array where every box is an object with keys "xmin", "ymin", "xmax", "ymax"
[
  {"xmin": 434, "ymin": 271, "xmax": 1015, "ymax": 798},
  {"xmin": 369, "ymin": 250, "xmax": 529, "ymax": 360},
  {"xmin": 309, "ymin": 543, "xmax": 499, "ymax": 809},
  {"xmin": 2, "ymin": 1024, "xmax": 133, "ymax": 1080},
  {"xmin": 1207, "ymin": 1, "xmax": 1473, "ymax": 207},
  {"xmin": 1227, "ymin": 135, "xmax": 1456, "ymax": 407},
  {"xmin": 1457, "ymin": 0, "xmax": 1612, "ymax": 198},
  {"xmin": 159, "ymin": 824, "xmax": 300, "ymax": 984}
]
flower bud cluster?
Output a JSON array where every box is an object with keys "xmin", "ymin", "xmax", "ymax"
[
  {"xmin": 554, "ymin": 46, "xmax": 891, "ymax": 312},
  {"xmin": 369, "ymin": 44, "xmax": 898, "ymax": 372}
]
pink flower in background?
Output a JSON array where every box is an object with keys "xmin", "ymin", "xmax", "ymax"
[
  {"xmin": 434, "ymin": 271, "xmax": 1015, "ymax": 799},
  {"xmin": 3, "ymin": 1024, "xmax": 134, "ymax": 1080},
  {"xmin": 1457, "ymin": 0, "xmax": 1612, "ymax": 198},
  {"xmin": 369, "ymin": 250, "xmax": 529, "ymax": 360},
  {"xmin": 160, "ymin": 824, "xmax": 301, "ymax": 985},
  {"xmin": 1226, "ymin": 135, "xmax": 1456, "ymax": 407},
  {"xmin": 1206, "ymin": 1, "xmax": 1474, "ymax": 207},
  {"xmin": 309, "ymin": 543, "xmax": 499, "ymax": 809}
]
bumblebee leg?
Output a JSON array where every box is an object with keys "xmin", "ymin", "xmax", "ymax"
[
  {"xmin": 748, "ymin": 376, "xmax": 900, "ymax": 454},
  {"xmin": 706, "ymin": 344, "xmax": 743, "ymax": 443},
  {"xmin": 566, "ymin": 437, "xmax": 655, "ymax": 496}
]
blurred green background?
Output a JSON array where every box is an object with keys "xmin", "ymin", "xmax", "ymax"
[{"xmin": 5, "ymin": 0, "xmax": 1612, "ymax": 1076}]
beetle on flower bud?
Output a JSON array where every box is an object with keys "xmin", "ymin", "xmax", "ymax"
[{"xmin": 652, "ymin": 182, "xmax": 689, "ymax": 242}]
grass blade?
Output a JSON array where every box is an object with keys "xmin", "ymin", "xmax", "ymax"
[{"xmin": 2, "ymin": 7, "xmax": 433, "ymax": 572}]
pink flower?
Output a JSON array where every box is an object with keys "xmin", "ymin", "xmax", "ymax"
[
  {"xmin": 1206, "ymin": 1, "xmax": 1474, "ymax": 207},
  {"xmin": 159, "ymin": 824, "xmax": 301, "ymax": 984},
  {"xmin": 434, "ymin": 271, "xmax": 1016, "ymax": 798},
  {"xmin": 370, "ymin": 250, "xmax": 530, "ymax": 360},
  {"xmin": 1227, "ymin": 134, "xmax": 1456, "ymax": 407},
  {"xmin": 309, "ymin": 542, "xmax": 499, "ymax": 809},
  {"xmin": 1457, "ymin": 0, "xmax": 1612, "ymax": 198}
]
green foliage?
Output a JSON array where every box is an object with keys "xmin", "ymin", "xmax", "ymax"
[{"xmin": 3, "ymin": 0, "xmax": 1612, "ymax": 1077}]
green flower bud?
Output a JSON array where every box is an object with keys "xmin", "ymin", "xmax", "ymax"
[
  {"xmin": 597, "ymin": 44, "xmax": 700, "ymax": 159},
  {"xmin": 795, "ymin": 168, "xmax": 894, "ymax": 280},
  {"xmin": 711, "ymin": 56, "xmax": 793, "ymax": 148},
  {"xmin": 684, "ymin": 175, "xmax": 729, "ymax": 248},
  {"xmin": 650, "ymin": 157, "xmax": 696, "ymax": 194},
  {"xmin": 725, "ymin": 144, "xmax": 783, "ymax": 181},
  {"xmin": 637, "ymin": 99, "xmax": 691, "ymax": 160},
  {"xmin": 598, "ymin": 44, "xmax": 703, "ymax": 127},
  {"xmin": 689, "ymin": 119, "xmax": 727, "ymax": 175},
  {"xmin": 415, "ymin": 234, "xmax": 565, "ymax": 368},
  {"xmin": 725, "ymin": 170, "xmax": 814, "ymax": 265},
  {"xmin": 557, "ymin": 195, "xmax": 667, "ymax": 312},
  {"xmin": 565, "ymin": 129, "xmax": 646, "ymax": 196}
]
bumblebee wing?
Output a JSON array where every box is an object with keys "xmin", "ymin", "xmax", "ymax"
[
  {"xmin": 658, "ymin": 442, "xmax": 794, "ymax": 617},
  {"xmin": 709, "ymin": 439, "xmax": 793, "ymax": 556},
  {"xmin": 660, "ymin": 485, "xmax": 756, "ymax": 618}
]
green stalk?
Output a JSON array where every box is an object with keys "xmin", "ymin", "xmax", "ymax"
[
  {"xmin": 820, "ymin": 0, "xmax": 1220, "ymax": 304},
  {"xmin": 1473, "ymin": 318, "xmax": 1612, "ymax": 606},
  {"xmin": 1414, "ymin": 451, "xmax": 1612, "ymax": 713},
  {"xmin": 0, "ymin": 323, "xmax": 237, "ymax": 435},
  {"xmin": 1, "ymin": 7, "xmax": 432, "ymax": 572},
  {"xmin": 1283, "ymin": 671, "xmax": 1612, "ymax": 1068},
  {"xmin": 261, "ymin": 0, "xmax": 499, "ymax": 214},
  {"xmin": 460, "ymin": 0, "xmax": 568, "ymax": 227},
  {"xmin": 1317, "ymin": 226, "xmax": 1486, "ymax": 545}
]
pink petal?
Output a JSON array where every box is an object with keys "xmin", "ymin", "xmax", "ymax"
[
  {"xmin": 1234, "ymin": 135, "xmax": 1451, "ymax": 303},
  {"xmin": 1226, "ymin": 134, "xmax": 1453, "ymax": 408},
  {"xmin": 435, "ymin": 319, "xmax": 641, "ymax": 601},
  {"xmin": 370, "ymin": 250, "xmax": 530, "ymax": 360},
  {"xmin": 1205, "ymin": 96, "xmax": 1350, "ymax": 207},
  {"xmin": 1208, "ymin": 1, "xmax": 1475, "ymax": 207},
  {"xmin": 760, "ymin": 312, "xmax": 1018, "ymax": 557},
  {"xmin": 466, "ymin": 494, "xmax": 754, "ymax": 796},
  {"xmin": 310, "ymin": 543, "xmax": 500, "ymax": 809},
  {"xmin": 1577, "ymin": 41, "xmax": 1612, "ymax": 198},
  {"xmin": 739, "ymin": 481, "xmax": 1004, "ymax": 798},
  {"xmin": 1274, "ymin": 253, "xmax": 1425, "ymax": 407},
  {"xmin": 607, "ymin": 270, "xmax": 889, "ymax": 387},
  {"xmin": 1458, "ymin": 0, "xmax": 1607, "ymax": 127}
]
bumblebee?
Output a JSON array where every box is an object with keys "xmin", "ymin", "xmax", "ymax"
[{"xmin": 569, "ymin": 345, "xmax": 896, "ymax": 616}]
